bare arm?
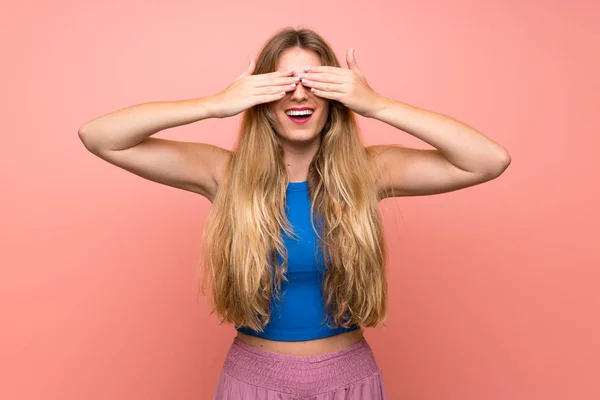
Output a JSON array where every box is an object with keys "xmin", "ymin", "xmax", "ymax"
[
  {"xmin": 78, "ymin": 60, "xmax": 299, "ymax": 201},
  {"xmin": 367, "ymin": 99, "xmax": 511, "ymax": 198},
  {"xmin": 296, "ymin": 52, "xmax": 510, "ymax": 198},
  {"xmin": 78, "ymin": 97, "xmax": 230, "ymax": 201},
  {"xmin": 78, "ymin": 97, "xmax": 219, "ymax": 152}
]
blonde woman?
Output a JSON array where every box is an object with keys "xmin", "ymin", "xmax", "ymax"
[{"xmin": 78, "ymin": 27, "xmax": 510, "ymax": 399}]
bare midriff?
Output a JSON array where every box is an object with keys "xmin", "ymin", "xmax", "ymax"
[{"xmin": 235, "ymin": 328, "xmax": 364, "ymax": 356}]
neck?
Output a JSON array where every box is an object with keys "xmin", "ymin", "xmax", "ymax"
[{"xmin": 281, "ymin": 136, "xmax": 321, "ymax": 182}]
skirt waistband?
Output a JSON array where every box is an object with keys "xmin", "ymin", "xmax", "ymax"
[{"xmin": 221, "ymin": 337, "xmax": 381, "ymax": 396}]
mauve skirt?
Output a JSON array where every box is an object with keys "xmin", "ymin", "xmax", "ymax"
[{"xmin": 213, "ymin": 336, "xmax": 387, "ymax": 399}]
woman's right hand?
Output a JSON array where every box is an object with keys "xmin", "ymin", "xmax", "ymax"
[{"xmin": 210, "ymin": 58, "xmax": 299, "ymax": 118}]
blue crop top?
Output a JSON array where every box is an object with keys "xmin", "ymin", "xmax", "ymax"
[{"xmin": 235, "ymin": 180, "xmax": 360, "ymax": 341}]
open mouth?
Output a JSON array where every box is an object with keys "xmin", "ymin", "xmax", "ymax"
[{"xmin": 285, "ymin": 108, "xmax": 314, "ymax": 124}]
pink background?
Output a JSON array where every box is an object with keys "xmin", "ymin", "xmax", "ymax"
[{"xmin": 2, "ymin": 0, "xmax": 599, "ymax": 399}]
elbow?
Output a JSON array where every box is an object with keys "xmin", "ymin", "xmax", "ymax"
[
  {"xmin": 483, "ymin": 147, "xmax": 511, "ymax": 179},
  {"xmin": 78, "ymin": 126, "xmax": 92, "ymax": 149},
  {"xmin": 77, "ymin": 123, "xmax": 92, "ymax": 143},
  {"xmin": 78, "ymin": 125, "xmax": 101, "ymax": 154}
]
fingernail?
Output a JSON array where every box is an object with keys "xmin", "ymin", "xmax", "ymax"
[
  {"xmin": 304, "ymin": 67, "xmax": 311, "ymax": 72},
  {"xmin": 287, "ymin": 69, "xmax": 294, "ymax": 74}
]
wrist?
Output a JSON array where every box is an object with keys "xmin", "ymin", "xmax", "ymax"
[
  {"xmin": 191, "ymin": 94, "xmax": 224, "ymax": 119},
  {"xmin": 367, "ymin": 94, "xmax": 393, "ymax": 120}
]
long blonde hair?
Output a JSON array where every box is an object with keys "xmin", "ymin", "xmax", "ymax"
[{"xmin": 198, "ymin": 27, "xmax": 387, "ymax": 332}]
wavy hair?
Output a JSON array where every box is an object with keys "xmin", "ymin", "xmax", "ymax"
[{"xmin": 198, "ymin": 27, "xmax": 387, "ymax": 332}]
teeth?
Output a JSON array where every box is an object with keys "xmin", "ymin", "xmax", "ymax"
[{"xmin": 286, "ymin": 110, "xmax": 313, "ymax": 117}]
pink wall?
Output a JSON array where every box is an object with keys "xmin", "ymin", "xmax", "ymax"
[{"xmin": 2, "ymin": 1, "xmax": 599, "ymax": 399}]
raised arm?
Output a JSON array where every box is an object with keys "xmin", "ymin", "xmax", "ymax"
[
  {"xmin": 78, "ymin": 59, "xmax": 299, "ymax": 202},
  {"xmin": 78, "ymin": 97, "xmax": 231, "ymax": 202}
]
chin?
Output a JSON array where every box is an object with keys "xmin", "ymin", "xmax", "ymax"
[
  {"xmin": 275, "ymin": 112, "xmax": 326, "ymax": 143},
  {"xmin": 274, "ymin": 131, "xmax": 316, "ymax": 144}
]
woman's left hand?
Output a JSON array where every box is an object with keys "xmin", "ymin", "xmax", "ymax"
[{"xmin": 299, "ymin": 48, "xmax": 384, "ymax": 118}]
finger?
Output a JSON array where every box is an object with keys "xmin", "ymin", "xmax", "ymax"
[
  {"xmin": 299, "ymin": 72, "xmax": 345, "ymax": 84},
  {"xmin": 258, "ymin": 91, "xmax": 287, "ymax": 103},
  {"xmin": 254, "ymin": 76, "xmax": 300, "ymax": 88},
  {"xmin": 256, "ymin": 69, "xmax": 296, "ymax": 81},
  {"xmin": 309, "ymin": 88, "xmax": 342, "ymax": 100},
  {"xmin": 302, "ymin": 66, "xmax": 345, "ymax": 74},
  {"xmin": 238, "ymin": 57, "xmax": 255, "ymax": 79},
  {"xmin": 346, "ymin": 48, "xmax": 364, "ymax": 77},
  {"xmin": 345, "ymin": 48, "xmax": 355, "ymax": 70},
  {"xmin": 255, "ymin": 82, "xmax": 298, "ymax": 95},
  {"xmin": 300, "ymin": 79, "xmax": 345, "ymax": 93}
]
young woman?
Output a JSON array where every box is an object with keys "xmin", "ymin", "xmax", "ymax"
[{"xmin": 78, "ymin": 27, "xmax": 510, "ymax": 399}]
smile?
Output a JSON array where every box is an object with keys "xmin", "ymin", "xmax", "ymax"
[{"xmin": 285, "ymin": 108, "xmax": 314, "ymax": 125}]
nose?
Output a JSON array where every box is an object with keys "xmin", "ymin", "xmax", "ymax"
[{"xmin": 290, "ymin": 80, "xmax": 309, "ymax": 101}]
